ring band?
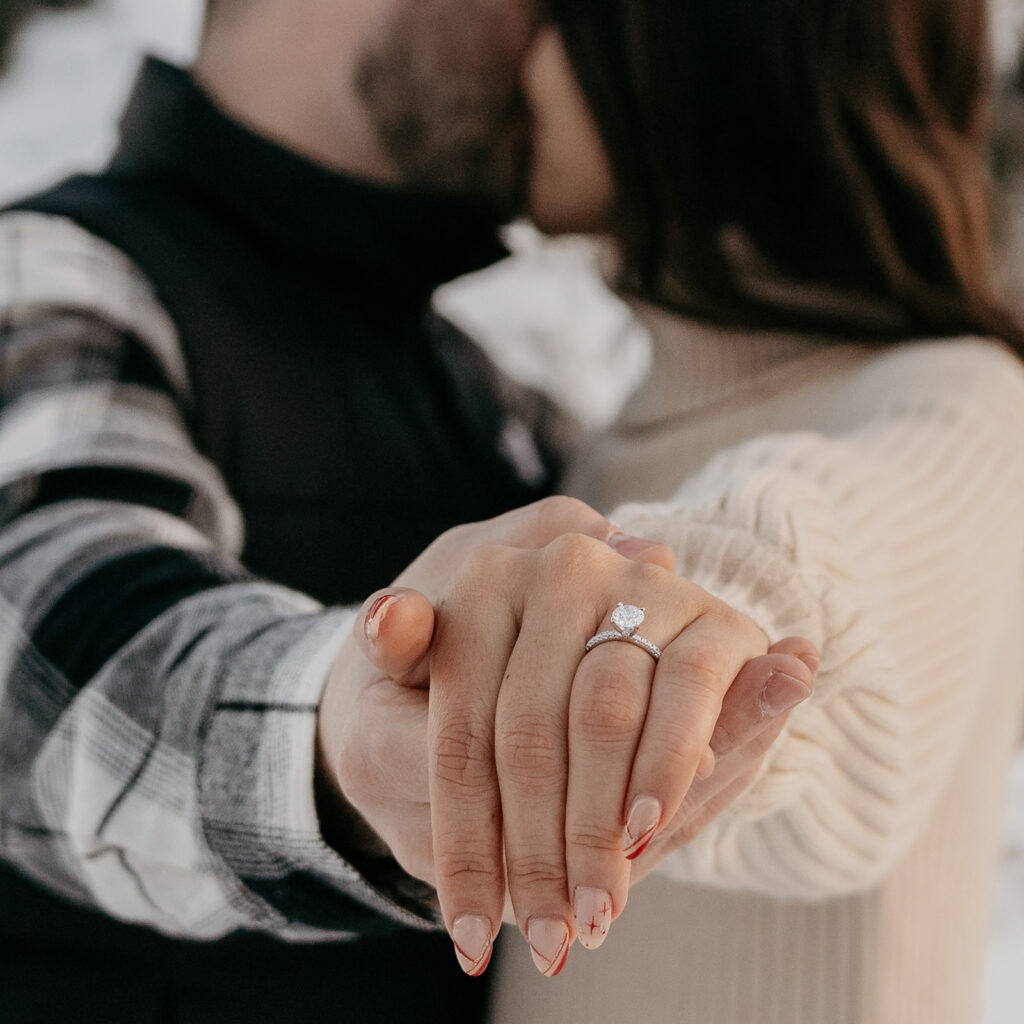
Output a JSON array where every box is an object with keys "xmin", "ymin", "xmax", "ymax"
[
  {"xmin": 585, "ymin": 631, "xmax": 663, "ymax": 660},
  {"xmin": 585, "ymin": 603, "xmax": 662, "ymax": 662}
]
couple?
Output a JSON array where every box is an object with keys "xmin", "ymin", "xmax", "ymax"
[{"xmin": 0, "ymin": 1, "xmax": 1022, "ymax": 1022}]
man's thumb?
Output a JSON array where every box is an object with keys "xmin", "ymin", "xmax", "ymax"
[{"xmin": 353, "ymin": 587, "xmax": 435, "ymax": 688}]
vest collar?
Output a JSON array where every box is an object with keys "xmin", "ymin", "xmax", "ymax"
[{"xmin": 109, "ymin": 57, "xmax": 509, "ymax": 303}]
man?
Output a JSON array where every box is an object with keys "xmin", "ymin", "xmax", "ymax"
[{"xmin": 0, "ymin": 2, "xmax": 812, "ymax": 1020}]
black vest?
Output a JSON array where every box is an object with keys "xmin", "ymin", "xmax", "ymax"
[{"xmin": 0, "ymin": 57, "xmax": 552, "ymax": 1023}]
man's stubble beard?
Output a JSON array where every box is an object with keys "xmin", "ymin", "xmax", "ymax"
[{"xmin": 354, "ymin": 0, "xmax": 539, "ymax": 220}]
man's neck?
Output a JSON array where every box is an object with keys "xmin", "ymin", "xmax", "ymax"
[{"xmin": 192, "ymin": 2, "xmax": 399, "ymax": 184}]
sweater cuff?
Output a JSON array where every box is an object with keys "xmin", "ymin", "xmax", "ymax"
[{"xmin": 199, "ymin": 603, "xmax": 440, "ymax": 937}]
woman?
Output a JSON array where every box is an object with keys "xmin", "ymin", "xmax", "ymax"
[{"xmin": 483, "ymin": 0, "xmax": 1024, "ymax": 1021}]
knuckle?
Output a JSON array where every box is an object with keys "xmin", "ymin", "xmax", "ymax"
[
  {"xmin": 636, "ymin": 557, "xmax": 671, "ymax": 588},
  {"xmin": 708, "ymin": 605, "xmax": 767, "ymax": 650},
  {"xmin": 433, "ymin": 521, "xmax": 473, "ymax": 554},
  {"xmin": 456, "ymin": 543, "xmax": 508, "ymax": 590},
  {"xmin": 647, "ymin": 724, "xmax": 705, "ymax": 775},
  {"xmin": 536, "ymin": 495, "xmax": 600, "ymax": 532},
  {"xmin": 507, "ymin": 853, "xmax": 566, "ymax": 890},
  {"xmin": 572, "ymin": 666, "xmax": 644, "ymax": 742},
  {"xmin": 436, "ymin": 840, "xmax": 498, "ymax": 886},
  {"xmin": 541, "ymin": 531, "xmax": 609, "ymax": 583},
  {"xmin": 433, "ymin": 719, "xmax": 493, "ymax": 794},
  {"xmin": 671, "ymin": 643, "xmax": 726, "ymax": 698},
  {"xmin": 496, "ymin": 712, "xmax": 564, "ymax": 786},
  {"xmin": 565, "ymin": 821, "xmax": 624, "ymax": 854}
]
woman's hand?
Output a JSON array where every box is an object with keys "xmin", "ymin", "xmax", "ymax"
[
  {"xmin": 315, "ymin": 500, "xmax": 676, "ymax": 896},
  {"xmin": 317, "ymin": 498, "xmax": 816, "ymax": 976},
  {"xmin": 420, "ymin": 534, "xmax": 809, "ymax": 975},
  {"xmin": 389, "ymin": 531, "xmax": 812, "ymax": 976}
]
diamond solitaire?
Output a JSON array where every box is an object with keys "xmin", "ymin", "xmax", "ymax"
[
  {"xmin": 585, "ymin": 603, "xmax": 662, "ymax": 662},
  {"xmin": 610, "ymin": 603, "xmax": 646, "ymax": 636}
]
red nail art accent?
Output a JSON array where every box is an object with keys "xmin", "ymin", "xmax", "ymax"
[
  {"xmin": 460, "ymin": 944, "xmax": 492, "ymax": 978},
  {"xmin": 574, "ymin": 887, "xmax": 613, "ymax": 951},
  {"xmin": 624, "ymin": 834, "xmax": 654, "ymax": 861},
  {"xmin": 528, "ymin": 918, "xmax": 571, "ymax": 978},
  {"xmin": 452, "ymin": 915, "xmax": 493, "ymax": 977},
  {"xmin": 622, "ymin": 796, "xmax": 661, "ymax": 858},
  {"xmin": 549, "ymin": 943, "xmax": 570, "ymax": 976}
]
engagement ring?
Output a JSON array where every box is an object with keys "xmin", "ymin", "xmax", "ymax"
[{"xmin": 585, "ymin": 603, "xmax": 662, "ymax": 662}]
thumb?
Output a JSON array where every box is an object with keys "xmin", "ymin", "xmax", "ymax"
[{"xmin": 353, "ymin": 587, "xmax": 436, "ymax": 689}]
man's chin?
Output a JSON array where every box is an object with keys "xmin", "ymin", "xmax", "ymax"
[{"xmin": 395, "ymin": 132, "xmax": 531, "ymax": 224}]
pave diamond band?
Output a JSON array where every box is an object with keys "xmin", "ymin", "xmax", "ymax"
[
  {"xmin": 585, "ymin": 631, "xmax": 663, "ymax": 660},
  {"xmin": 585, "ymin": 604, "xmax": 662, "ymax": 662}
]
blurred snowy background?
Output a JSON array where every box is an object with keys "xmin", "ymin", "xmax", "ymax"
[{"xmin": 0, "ymin": 1, "xmax": 1020, "ymax": 1020}]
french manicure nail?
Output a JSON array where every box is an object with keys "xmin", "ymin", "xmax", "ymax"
[
  {"xmin": 573, "ymin": 887, "xmax": 612, "ymax": 951},
  {"xmin": 622, "ymin": 796, "xmax": 661, "ymax": 859},
  {"xmin": 452, "ymin": 915, "xmax": 493, "ymax": 977},
  {"xmin": 364, "ymin": 594, "xmax": 397, "ymax": 643},
  {"xmin": 759, "ymin": 672, "xmax": 812, "ymax": 717},
  {"xmin": 527, "ymin": 917, "xmax": 571, "ymax": 977}
]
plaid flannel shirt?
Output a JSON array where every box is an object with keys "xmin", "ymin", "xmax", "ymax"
[{"xmin": 0, "ymin": 210, "xmax": 438, "ymax": 940}]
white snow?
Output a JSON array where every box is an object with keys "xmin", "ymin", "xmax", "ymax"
[{"xmin": 0, "ymin": 2, "xmax": 1021, "ymax": 1019}]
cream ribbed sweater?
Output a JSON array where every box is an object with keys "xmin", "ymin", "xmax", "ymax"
[{"xmin": 488, "ymin": 306, "xmax": 1024, "ymax": 1024}]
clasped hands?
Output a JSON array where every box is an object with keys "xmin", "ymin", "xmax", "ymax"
[{"xmin": 317, "ymin": 498, "xmax": 817, "ymax": 977}]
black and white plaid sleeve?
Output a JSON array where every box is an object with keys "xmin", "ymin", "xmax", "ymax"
[{"xmin": 0, "ymin": 211, "xmax": 438, "ymax": 940}]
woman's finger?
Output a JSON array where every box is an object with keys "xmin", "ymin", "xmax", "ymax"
[
  {"xmin": 564, "ymin": 637, "xmax": 658, "ymax": 949},
  {"xmin": 630, "ymin": 759, "xmax": 772, "ymax": 885},
  {"xmin": 681, "ymin": 718, "xmax": 790, "ymax": 831},
  {"xmin": 564, "ymin": 592, "xmax": 722, "ymax": 951},
  {"xmin": 426, "ymin": 551, "xmax": 521, "ymax": 978},
  {"xmin": 622, "ymin": 641, "xmax": 818, "ymax": 884},
  {"xmin": 495, "ymin": 588, "xmax": 608, "ymax": 975},
  {"xmin": 620, "ymin": 610, "xmax": 767, "ymax": 860}
]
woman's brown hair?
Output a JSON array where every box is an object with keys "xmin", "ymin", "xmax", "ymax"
[{"xmin": 545, "ymin": 0, "xmax": 1024, "ymax": 348}]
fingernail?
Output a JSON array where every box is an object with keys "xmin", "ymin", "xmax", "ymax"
[
  {"xmin": 364, "ymin": 594, "xmax": 397, "ymax": 644},
  {"xmin": 622, "ymin": 796, "xmax": 661, "ymax": 859},
  {"xmin": 759, "ymin": 672, "xmax": 812, "ymax": 717},
  {"xmin": 573, "ymin": 887, "xmax": 612, "ymax": 951},
  {"xmin": 608, "ymin": 533, "xmax": 662, "ymax": 559},
  {"xmin": 452, "ymin": 915, "xmax": 493, "ymax": 977},
  {"xmin": 527, "ymin": 917, "xmax": 571, "ymax": 977}
]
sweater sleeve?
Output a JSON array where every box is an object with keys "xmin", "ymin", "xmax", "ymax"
[
  {"xmin": 0, "ymin": 212, "xmax": 438, "ymax": 939},
  {"xmin": 610, "ymin": 339, "xmax": 1024, "ymax": 899}
]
